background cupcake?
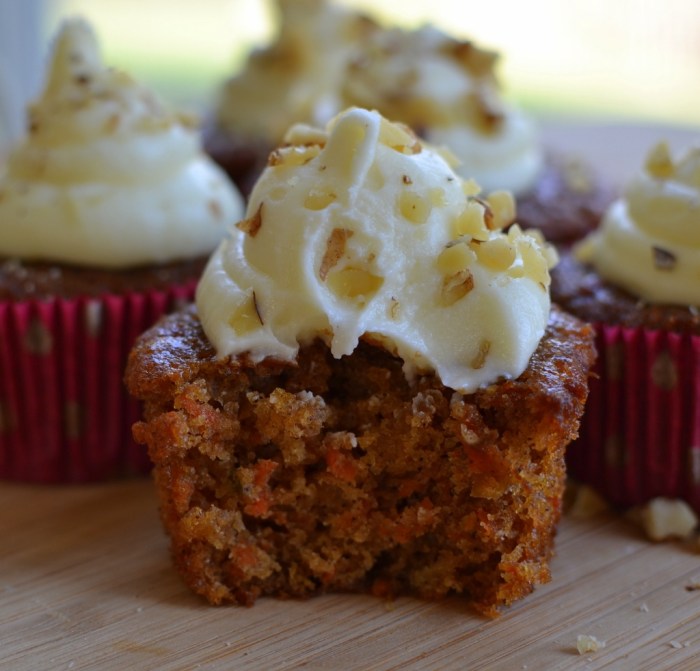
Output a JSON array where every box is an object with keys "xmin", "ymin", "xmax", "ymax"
[
  {"xmin": 339, "ymin": 21, "xmax": 615, "ymax": 246},
  {"xmin": 205, "ymin": 0, "xmax": 613, "ymax": 243},
  {"xmin": 202, "ymin": 0, "xmax": 378, "ymax": 197},
  {"xmin": 0, "ymin": 17, "xmax": 244, "ymax": 483},
  {"xmin": 551, "ymin": 140, "xmax": 700, "ymax": 513}
]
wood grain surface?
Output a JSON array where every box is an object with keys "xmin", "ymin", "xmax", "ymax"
[
  {"xmin": 2, "ymin": 122, "xmax": 700, "ymax": 671},
  {"xmin": 2, "ymin": 479, "xmax": 700, "ymax": 671}
]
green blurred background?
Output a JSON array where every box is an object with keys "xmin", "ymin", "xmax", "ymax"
[{"xmin": 43, "ymin": 0, "xmax": 700, "ymax": 127}]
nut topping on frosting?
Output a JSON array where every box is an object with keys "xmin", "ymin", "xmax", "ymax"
[
  {"xmin": 197, "ymin": 108, "xmax": 556, "ymax": 393},
  {"xmin": 575, "ymin": 141, "xmax": 700, "ymax": 306},
  {"xmin": 0, "ymin": 17, "xmax": 244, "ymax": 268}
]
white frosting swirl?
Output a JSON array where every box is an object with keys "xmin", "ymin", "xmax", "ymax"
[
  {"xmin": 576, "ymin": 142, "xmax": 700, "ymax": 306},
  {"xmin": 341, "ymin": 25, "xmax": 544, "ymax": 195},
  {"xmin": 0, "ymin": 17, "xmax": 244, "ymax": 268},
  {"xmin": 197, "ymin": 108, "xmax": 556, "ymax": 393}
]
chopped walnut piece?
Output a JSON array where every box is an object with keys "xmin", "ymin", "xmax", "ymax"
[
  {"xmin": 465, "ymin": 90, "xmax": 503, "ymax": 133},
  {"xmin": 268, "ymin": 144, "xmax": 322, "ymax": 167},
  {"xmin": 326, "ymin": 267, "xmax": 383, "ymax": 303},
  {"xmin": 389, "ymin": 297, "xmax": 400, "ymax": 319},
  {"xmin": 319, "ymin": 228, "xmax": 353, "ymax": 281},
  {"xmin": 378, "ymin": 118, "xmax": 417, "ymax": 150},
  {"xmin": 645, "ymin": 142, "xmax": 675, "ymax": 179},
  {"xmin": 398, "ymin": 190, "xmax": 431, "ymax": 224},
  {"xmin": 400, "ymin": 141, "xmax": 422, "ymax": 155},
  {"xmin": 652, "ymin": 246, "xmax": 677, "ymax": 271},
  {"xmin": 470, "ymin": 237, "xmax": 515, "ymax": 272},
  {"xmin": 237, "ymin": 203, "xmax": 264, "ymax": 237},
  {"xmin": 228, "ymin": 292, "xmax": 263, "ymax": 335},
  {"xmin": 437, "ymin": 241, "xmax": 473, "ymax": 274},
  {"xmin": 685, "ymin": 576, "xmax": 700, "ymax": 592},
  {"xmin": 639, "ymin": 497, "xmax": 698, "ymax": 541},
  {"xmin": 476, "ymin": 198, "xmax": 495, "ymax": 230},
  {"xmin": 454, "ymin": 200, "xmax": 489, "ymax": 240},
  {"xmin": 470, "ymin": 339, "xmax": 491, "ymax": 369},
  {"xmin": 567, "ymin": 484, "xmax": 609, "ymax": 520},
  {"xmin": 576, "ymin": 635, "xmax": 606, "ymax": 655},
  {"xmin": 485, "ymin": 190, "xmax": 516, "ymax": 230},
  {"xmin": 441, "ymin": 269, "xmax": 474, "ymax": 306},
  {"xmin": 462, "ymin": 179, "xmax": 481, "ymax": 197}
]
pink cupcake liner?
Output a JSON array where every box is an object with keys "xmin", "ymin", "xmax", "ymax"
[
  {"xmin": 566, "ymin": 323, "xmax": 700, "ymax": 512},
  {"xmin": 0, "ymin": 284, "xmax": 194, "ymax": 483}
]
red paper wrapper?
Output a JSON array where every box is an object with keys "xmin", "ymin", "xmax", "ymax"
[
  {"xmin": 0, "ymin": 284, "xmax": 194, "ymax": 483},
  {"xmin": 566, "ymin": 323, "xmax": 700, "ymax": 513}
]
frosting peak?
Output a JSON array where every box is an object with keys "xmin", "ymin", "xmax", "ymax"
[
  {"xmin": 576, "ymin": 141, "xmax": 700, "ymax": 306},
  {"xmin": 0, "ymin": 17, "xmax": 244, "ymax": 268},
  {"xmin": 341, "ymin": 24, "xmax": 543, "ymax": 195},
  {"xmin": 197, "ymin": 108, "xmax": 556, "ymax": 393}
]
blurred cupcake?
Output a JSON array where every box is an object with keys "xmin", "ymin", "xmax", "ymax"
[
  {"xmin": 551, "ymin": 141, "xmax": 700, "ymax": 512},
  {"xmin": 203, "ymin": 0, "xmax": 378, "ymax": 197},
  {"xmin": 0, "ymin": 17, "xmax": 244, "ymax": 482},
  {"xmin": 206, "ymin": 0, "xmax": 612, "ymax": 241},
  {"xmin": 127, "ymin": 107, "xmax": 595, "ymax": 614},
  {"xmin": 340, "ymin": 23, "xmax": 614, "ymax": 246}
]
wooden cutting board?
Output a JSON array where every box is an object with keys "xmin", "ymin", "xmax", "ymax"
[
  {"xmin": 2, "ymin": 121, "xmax": 700, "ymax": 671},
  {"xmin": 2, "ymin": 479, "xmax": 700, "ymax": 671}
]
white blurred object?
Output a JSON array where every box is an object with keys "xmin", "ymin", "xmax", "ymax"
[{"xmin": 0, "ymin": 0, "xmax": 44, "ymax": 156}]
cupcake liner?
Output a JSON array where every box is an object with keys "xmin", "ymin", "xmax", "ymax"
[
  {"xmin": 0, "ymin": 284, "xmax": 194, "ymax": 483},
  {"xmin": 566, "ymin": 323, "xmax": 700, "ymax": 513}
]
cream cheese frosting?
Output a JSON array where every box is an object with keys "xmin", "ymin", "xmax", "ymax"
[
  {"xmin": 197, "ymin": 107, "xmax": 556, "ymax": 393},
  {"xmin": 575, "ymin": 141, "xmax": 700, "ymax": 306},
  {"xmin": 0, "ymin": 17, "xmax": 244, "ymax": 268},
  {"xmin": 341, "ymin": 25, "xmax": 543, "ymax": 196}
]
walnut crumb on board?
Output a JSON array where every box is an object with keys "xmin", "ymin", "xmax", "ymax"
[
  {"xmin": 638, "ymin": 498, "xmax": 698, "ymax": 541},
  {"xmin": 567, "ymin": 484, "xmax": 609, "ymax": 519},
  {"xmin": 576, "ymin": 635, "xmax": 606, "ymax": 655}
]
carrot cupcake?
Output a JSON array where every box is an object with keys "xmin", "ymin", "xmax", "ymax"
[
  {"xmin": 551, "ymin": 141, "xmax": 700, "ymax": 512},
  {"xmin": 0, "ymin": 18, "xmax": 244, "ymax": 482},
  {"xmin": 340, "ymin": 23, "xmax": 614, "ymax": 246},
  {"xmin": 126, "ymin": 108, "xmax": 595, "ymax": 614}
]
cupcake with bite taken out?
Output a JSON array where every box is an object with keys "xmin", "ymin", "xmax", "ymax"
[
  {"xmin": 551, "ymin": 141, "xmax": 700, "ymax": 513},
  {"xmin": 126, "ymin": 107, "xmax": 596, "ymax": 615},
  {"xmin": 0, "ymin": 17, "xmax": 244, "ymax": 482}
]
